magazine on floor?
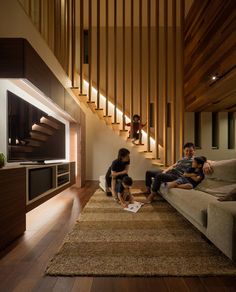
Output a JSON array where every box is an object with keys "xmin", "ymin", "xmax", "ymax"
[{"xmin": 124, "ymin": 201, "xmax": 144, "ymax": 213}]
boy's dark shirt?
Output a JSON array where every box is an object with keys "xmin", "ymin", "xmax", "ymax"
[{"xmin": 185, "ymin": 167, "xmax": 205, "ymax": 188}]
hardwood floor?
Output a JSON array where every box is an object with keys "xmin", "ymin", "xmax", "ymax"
[{"xmin": 0, "ymin": 181, "xmax": 236, "ymax": 292}]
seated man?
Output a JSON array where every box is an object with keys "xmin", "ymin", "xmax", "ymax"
[
  {"xmin": 144, "ymin": 142, "xmax": 212, "ymax": 203},
  {"xmin": 165, "ymin": 156, "xmax": 206, "ymax": 190}
]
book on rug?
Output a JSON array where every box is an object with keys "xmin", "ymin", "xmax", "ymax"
[{"xmin": 124, "ymin": 201, "xmax": 144, "ymax": 213}]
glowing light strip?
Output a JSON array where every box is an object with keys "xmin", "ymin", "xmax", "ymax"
[{"xmin": 83, "ymin": 80, "xmax": 156, "ymax": 147}]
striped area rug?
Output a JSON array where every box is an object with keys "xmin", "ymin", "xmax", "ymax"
[{"xmin": 46, "ymin": 189, "xmax": 236, "ymax": 276}]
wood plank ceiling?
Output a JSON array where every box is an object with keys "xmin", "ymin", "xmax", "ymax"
[{"xmin": 184, "ymin": 0, "xmax": 236, "ymax": 112}]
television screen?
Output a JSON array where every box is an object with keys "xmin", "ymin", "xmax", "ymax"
[{"xmin": 7, "ymin": 90, "xmax": 65, "ymax": 162}]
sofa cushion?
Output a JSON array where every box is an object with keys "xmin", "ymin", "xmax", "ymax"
[
  {"xmin": 196, "ymin": 180, "xmax": 236, "ymax": 197},
  {"xmin": 161, "ymin": 188, "xmax": 217, "ymax": 227},
  {"xmin": 206, "ymin": 159, "xmax": 236, "ymax": 183},
  {"xmin": 99, "ymin": 175, "xmax": 108, "ymax": 192},
  {"xmin": 207, "ymin": 201, "xmax": 236, "ymax": 260}
]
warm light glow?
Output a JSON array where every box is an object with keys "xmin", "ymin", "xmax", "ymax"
[
  {"xmin": 212, "ymin": 76, "xmax": 217, "ymax": 80},
  {"xmin": 32, "ymin": 123, "xmax": 37, "ymax": 130},
  {"xmin": 83, "ymin": 80, "xmax": 156, "ymax": 147},
  {"xmin": 40, "ymin": 116, "xmax": 46, "ymax": 123}
]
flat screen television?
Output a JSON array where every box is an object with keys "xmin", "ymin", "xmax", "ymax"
[{"xmin": 7, "ymin": 90, "xmax": 65, "ymax": 163}]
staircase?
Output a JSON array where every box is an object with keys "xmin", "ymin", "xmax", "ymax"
[
  {"xmin": 71, "ymin": 81, "xmax": 164, "ymax": 167},
  {"xmin": 9, "ymin": 116, "xmax": 62, "ymax": 155}
]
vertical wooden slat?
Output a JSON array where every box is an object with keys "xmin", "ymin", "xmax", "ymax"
[
  {"xmin": 47, "ymin": 0, "xmax": 50, "ymax": 44},
  {"xmin": 29, "ymin": 0, "xmax": 32, "ymax": 18},
  {"xmin": 48, "ymin": 0, "xmax": 54, "ymax": 52},
  {"xmin": 155, "ymin": 0, "xmax": 159, "ymax": 159},
  {"xmin": 71, "ymin": 0, "xmax": 76, "ymax": 87},
  {"xmin": 39, "ymin": 0, "xmax": 42, "ymax": 34},
  {"xmin": 171, "ymin": 0, "xmax": 177, "ymax": 163},
  {"xmin": 139, "ymin": 0, "xmax": 142, "ymax": 144},
  {"xmin": 63, "ymin": 0, "xmax": 67, "ymax": 72},
  {"xmin": 147, "ymin": 0, "xmax": 151, "ymax": 152},
  {"xmin": 179, "ymin": 0, "xmax": 185, "ymax": 156},
  {"xmin": 114, "ymin": 0, "xmax": 117, "ymax": 123},
  {"xmin": 80, "ymin": 0, "xmax": 84, "ymax": 94},
  {"xmin": 122, "ymin": 0, "xmax": 126, "ymax": 130},
  {"xmin": 163, "ymin": 0, "xmax": 168, "ymax": 165},
  {"xmin": 68, "ymin": 0, "xmax": 72, "ymax": 78},
  {"xmin": 105, "ymin": 0, "xmax": 109, "ymax": 116},
  {"xmin": 67, "ymin": 0, "xmax": 71, "ymax": 77},
  {"xmin": 97, "ymin": 0, "xmax": 101, "ymax": 108},
  {"xmin": 130, "ymin": 0, "xmax": 134, "ymax": 130},
  {"xmin": 88, "ymin": 0, "xmax": 92, "ymax": 101}
]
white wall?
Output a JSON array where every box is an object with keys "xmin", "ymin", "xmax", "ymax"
[
  {"xmin": 0, "ymin": 79, "xmax": 70, "ymax": 165},
  {"xmin": 185, "ymin": 112, "xmax": 236, "ymax": 160},
  {"xmin": 84, "ymin": 106, "xmax": 158, "ymax": 180}
]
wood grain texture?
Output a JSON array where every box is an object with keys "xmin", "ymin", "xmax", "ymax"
[
  {"xmin": 0, "ymin": 167, "xmax": 26, "ymax": 250},
  {"xmin": 184, "ymin": 0, "xmax": 236, "ymax": 112}
]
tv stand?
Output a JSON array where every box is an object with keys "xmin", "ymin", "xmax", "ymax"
[
  {"xmin": 26, "ymin": 162, "xmax": 75, "ymax": 211},
  {"xmin": 0, "ymin": 162, "xmax": 75, "ymax": 250},
  {"xmin": 20, "ymin": 161, "xmax": 45, "ymax": 165}
]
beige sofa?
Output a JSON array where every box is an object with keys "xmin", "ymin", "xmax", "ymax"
[{"xmin": 160, "ymin": 159, "xmax": 236, "ymax": 261}]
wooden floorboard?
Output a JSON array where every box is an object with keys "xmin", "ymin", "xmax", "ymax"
[{"xmin": 0, "ymin": 181, "xmax": 236, "ymax": 292}]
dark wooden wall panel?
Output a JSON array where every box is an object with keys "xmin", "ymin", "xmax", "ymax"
[
  {"xmin": 24, "ymin": 40, "xmax": 52, "ymax": 97},
  {"xmin": 0, "ymin": 168, "xmax": 26, "ymax": 250},
  {"xmin": 0, "ymin": 38, "xmax": 24, "ymax": 78},
  {"xmin": 184, "ymin": 0, "xmax": 236, "ymax": 112},
  {"xmin": 50, "ymin": 74, "xmax": 65, "ymax": 109},
  {"xmin": 64, "ymin": 89, "xmax": 81, "ymax": 121},
  {"xmin": 0, "ymin": 38, "xmax": 82, "ymax": 122}
]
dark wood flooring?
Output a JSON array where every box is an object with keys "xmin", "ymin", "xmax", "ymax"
[{"xmin": 0, "ymin": 181, "xmax": 236, "ymax": 292}]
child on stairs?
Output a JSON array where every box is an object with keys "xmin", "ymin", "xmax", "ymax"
[{"xmin": 126, "ymin": 114, "xmax": 146, "ymax": 145}]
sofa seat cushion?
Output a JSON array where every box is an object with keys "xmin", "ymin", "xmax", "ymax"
[
  {"xmin": 161, "ymin": 188, "xmax": 217, "ymax": 227},
  {"xmin": 196, "ymin": 180, "xmax": 236, "ymax": 197},
  {"xmin": 205, "ymin": 159, "xmax": 236, "ymax": 183}
]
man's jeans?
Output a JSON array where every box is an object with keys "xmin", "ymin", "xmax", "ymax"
[{"xmin": 145, "ymin": 170, "xmax": 180, "ymax": 193}]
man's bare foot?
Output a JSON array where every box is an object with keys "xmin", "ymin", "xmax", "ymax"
[{"xmin": 145, "ymin": 193, "xmax": 155, "ymax": 204}]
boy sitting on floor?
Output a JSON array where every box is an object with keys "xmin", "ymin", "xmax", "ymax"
[
  {"xmin": 116, "ymin": 176, "xmax": 134, "ymax": 208},
  {"xmin": 164, "ymin": 156, "xmax": 206, "ymax": 190}
]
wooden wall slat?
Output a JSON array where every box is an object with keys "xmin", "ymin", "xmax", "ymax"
[
  {"xmin": 113, "ymin": 0, "xmax": 118, "ymax": 123},
  {"xmin": 155, "ymin": 0, "xmax": 159, "ymax": 159},
  {"xmin": 171, "ymin": 0, "xmax": 176, "ymax": 164},
  {"xmin": 146, "ymin": 0, "xmax": 151, "ymax": 152},
  {"xmin": 130, "ymin": 0, "xmax": 134, "ymax": 131},
  {"xmin": 185, "ymin": 0, "xmax": 236, "ymax": 112},
  {"xmin": 179, "ymin": 0, "xmax": 185, "ymax": 157},
  {"xmin": 88, "ymin": 0, "xmax": 92, "ymax": 101},
  {"xmin": 139, "ymin": 0, "xmax": 142, "ymax": 144},
  {"xmin": 97, "ymin": 0, "xmax": 101, "ymax": 109},
  {"xmin": 122, "ymin": 0, "xmax": 126, "ymax": 130},
  {"xmin": 105, "ymin": 0, "xmax": 109, "ymax": 116},
  {"xmin": 163, "ymin": 0, "xmax": 168, "ymax": 165},
  {"xmin": 80, "ymin": 0, "xmax": 84, "ymax": 94}
]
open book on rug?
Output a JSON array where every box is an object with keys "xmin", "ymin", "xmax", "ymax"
[{"xmin": 124, "ymin": 201, "xmax": 144, "ymax": 213}]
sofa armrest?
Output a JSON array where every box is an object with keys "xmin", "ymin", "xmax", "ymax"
[{"xmin": 207, "ymin": 201, "xmax": 236, "ymax": 261}]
